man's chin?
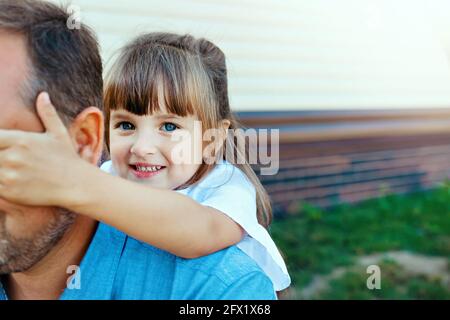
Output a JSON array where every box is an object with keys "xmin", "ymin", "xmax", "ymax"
[{"xmin": 0, "ymin": 209, "xmax": 76, "ymax": 275}]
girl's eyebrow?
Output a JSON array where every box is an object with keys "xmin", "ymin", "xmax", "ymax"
[
  {"xmin": 154, "ymin": 114, "xmax": 183, "ymax": 120},
  {"xmin": 111, "ymin": 111, "xmax": 184, "ymax": 120},
  {"xmin": 110, "ymin": 113, "xmax": 131, "ymax": 120}
]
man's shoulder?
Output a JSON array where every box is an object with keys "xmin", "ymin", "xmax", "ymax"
[
  {"xmin": 131, "ymin": 235, "xmax": 269, "ymax": 285},
  {"xmin": 97, "ymin": 223, "xmax": 275, "ymax": 299},
  {"xmin": 177, "ymin": 245, "xmax": 269, "ymax": 286},
  {"xmin": 128, "ymin": 237, "xmax": 275, "ymax": 299}
]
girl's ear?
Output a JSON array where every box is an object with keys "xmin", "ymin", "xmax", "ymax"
[
  {"xmin": 202, "ymin": 119, "xmax": 231, "ymax": 164},
  {"xmin": 69, "ymin": 107, "xmax": 105, "ymax": 165},
  {"xmin": 216, "ymin": 119, "xmax": 231, "ymax": 158},
  {"xmin": 220, "ymin": 119, "xmax": 231, "ymax": 146},
  {"xmin": 221, "ymin": 119, "xmax": 231, "ymax": 131}
]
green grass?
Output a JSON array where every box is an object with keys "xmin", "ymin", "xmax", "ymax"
[
  {"xmin": 317, "ymin": 260, "xmax": 450, "ymax": 300},
  {"xmin": 270, "ymin": 182, "xmax": 450, "ymax": 299}
]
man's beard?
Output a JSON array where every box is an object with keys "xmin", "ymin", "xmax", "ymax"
[{"xmin": 0, "ymin": 208, "xmax": 76, "ymax": 274}]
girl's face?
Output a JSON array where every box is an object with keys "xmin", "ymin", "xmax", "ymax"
[{"xmin": 109, "ymin": 106, "xmax": 203, "ymax": 190}]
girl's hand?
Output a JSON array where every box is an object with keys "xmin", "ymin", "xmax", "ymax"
[{"xmin": 0, "ymin": 92, "xmax": 87, "ymax": 207}]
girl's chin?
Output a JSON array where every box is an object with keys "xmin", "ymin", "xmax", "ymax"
[{"xmin": 127, "ymin": 174, "xmax": 167, "ymax": 187}]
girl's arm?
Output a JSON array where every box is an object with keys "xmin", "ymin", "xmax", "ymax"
[
  {"xmin": 68, "ymin": 161, "xmax": 244, "ymax": 258},
  {"xmin": 0, "ymin": 93, "xmax": 243, "ymax": 259}
]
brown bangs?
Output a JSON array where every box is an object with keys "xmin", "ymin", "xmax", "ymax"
[{"xmin": 104, "ymin": 44, "xmax": 206, "ymax": 118}]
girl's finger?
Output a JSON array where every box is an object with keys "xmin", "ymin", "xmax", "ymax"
[{"xmin": 36, "ymin": 92, "xmax": 68, "ymax": 137}]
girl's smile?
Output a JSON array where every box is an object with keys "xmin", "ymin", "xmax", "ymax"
[{"xmin": 130, "ymin": 162, "xmax": 166, "ymax": 179}]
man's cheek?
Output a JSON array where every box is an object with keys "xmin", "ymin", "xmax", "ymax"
[{"xmin": 0, "ymin": 201, "xmax": 54, "ymax": 235}]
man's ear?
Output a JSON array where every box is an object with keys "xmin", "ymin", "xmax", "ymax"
[{"xmin": 69, "ymin": 107, "xmax": 104, "ymax": 165}]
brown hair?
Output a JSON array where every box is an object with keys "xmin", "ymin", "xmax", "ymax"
[
  {"xmin": 0, "ymin": 0, "xmax": 103, "ymax": 123},
  {"xmin": 104, "ymin": 32, "xmax": 273, "ymax": 228}
]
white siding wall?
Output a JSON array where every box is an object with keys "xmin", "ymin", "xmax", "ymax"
[{"xmin": 52, "ymin": 0, "xmax": 450, "ymax": 111}]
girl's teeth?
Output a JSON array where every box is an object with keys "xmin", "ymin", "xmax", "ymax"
[{"xmin": 136, "ymin": 166, "xmax": 162, "ymax": 172}]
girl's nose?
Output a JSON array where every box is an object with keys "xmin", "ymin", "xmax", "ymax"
[{"xmin": 130, "ymin": 135, "xmax": 159, "ymax": 157}]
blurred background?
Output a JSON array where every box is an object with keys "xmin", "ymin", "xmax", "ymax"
[{"xmin": 55, "ymin": 0, "xmax": 450, "ymax": 299}]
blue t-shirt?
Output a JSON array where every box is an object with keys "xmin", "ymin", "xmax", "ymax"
[{"xmin": 0, "ymin": 222, "xmax": 275, "ymax": 300}]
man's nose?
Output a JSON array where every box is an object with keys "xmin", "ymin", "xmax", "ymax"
[{"xmin": 130, "ymin": 133, "xmax": 159, "ymax": 157}]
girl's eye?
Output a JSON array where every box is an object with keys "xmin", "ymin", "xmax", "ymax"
[
  {"xmin": 160, "ymin": 122, "xmax": 179, "ymax": 132},
  {"xmin": 116, "ymin": 121, "xmax": 135, "ymax": 131}
]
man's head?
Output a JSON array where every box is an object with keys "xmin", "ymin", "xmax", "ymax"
[{"xmin": 0, "ymin": 0, "xmax": 104, "ymax": 274}]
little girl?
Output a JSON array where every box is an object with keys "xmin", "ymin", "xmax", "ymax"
[{"xmin": 0, "ymin": 32, "xmax": 290, "ymax": 291}]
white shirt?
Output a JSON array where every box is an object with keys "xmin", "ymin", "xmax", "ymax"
[{"xmin": 100, "ymin": 160, "xmax": 291, "ymax": 291}]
